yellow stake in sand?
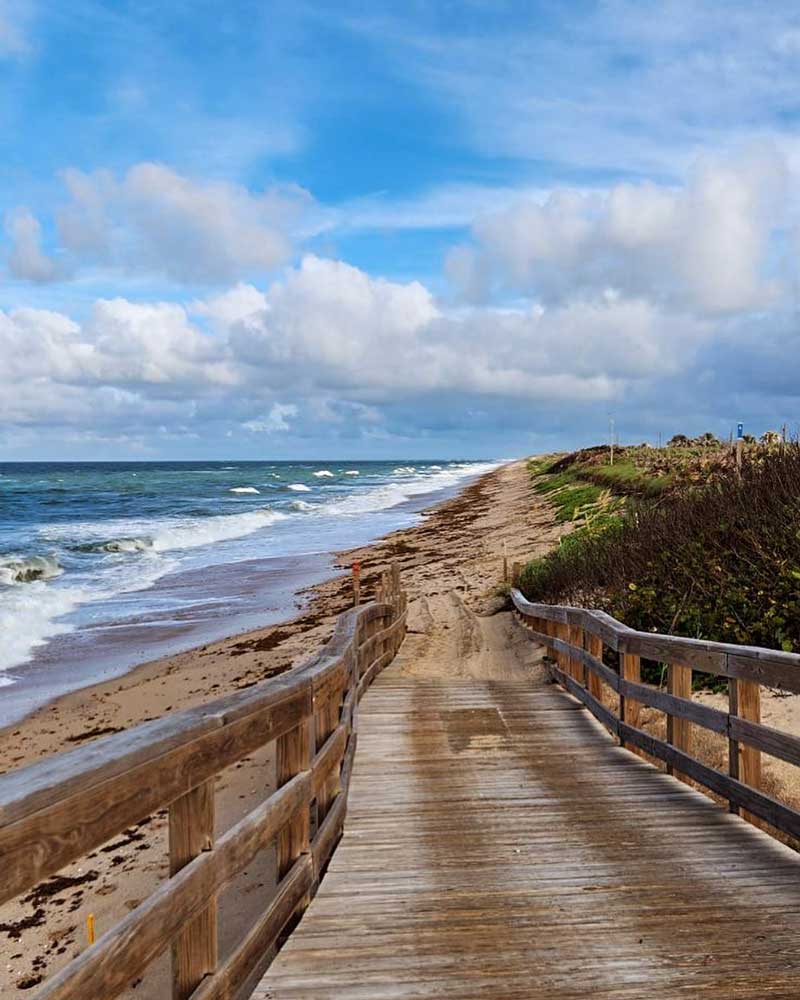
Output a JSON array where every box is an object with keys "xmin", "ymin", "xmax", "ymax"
[{"xmin": 86, "ymin": 913, "xmax": 95, "ymax": 946}]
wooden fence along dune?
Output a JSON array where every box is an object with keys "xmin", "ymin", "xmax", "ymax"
[
  {"xmin": 0, "ymin": 565, "xmax": 406, "ymax": 999},
  {"xmin": 511, "ymin": 588, "xmax": 800, "ymax": 838},
  {"xmin": 4, "ymin": 554, "xmax": 800, "ymax": 997}
]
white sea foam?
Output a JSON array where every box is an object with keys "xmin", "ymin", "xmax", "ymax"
[
  {"xmin": 5, "ymin": 461, "xmax": 498, "ymax": 681},
  {"xmin": 313, "ymin": 470, "xmax": 334, "ymax": 477},
  {"xmin": 0, "ymin": 554, "xmax": 64, "ymax": 585},
  {"xmin": 13, "ymin": 503, "xmax": 290, "ymax": 672},
  {"xmin": 95, "ymin": 538, "xmax": 152, "ymax": 553},
  {"xmin": 313, "ymin": 462, "xmax": 498, "ymax": 518},
  {"xmin": 146, "ymin": 509, "xmax": 285, "ymax": 552},
  {"xmin": 344, "ymin": 470, "xmax": 359, "ymax": 475},
  {"xmin": 0, "ymin": 550, "xmax": 175, "ymax": 674},
  {"xmin": 9, "ymin": 495, "xmax": 296, "ymax": 678},
  {"xmin": 0, "ymin": 579, "xmax": 86, "ymax": 672},
  {"xmin": 229, "ymin": 486, "xmax": 260, "ymax": 494},
  {"xmin": 45, "ymin": 505, "xmax": 287, "ymax": 556}
]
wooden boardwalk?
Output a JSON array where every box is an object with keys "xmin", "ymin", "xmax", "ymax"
[{"xmin": 256, "ymin": 672, "xmax": 800, "ymax": 999}]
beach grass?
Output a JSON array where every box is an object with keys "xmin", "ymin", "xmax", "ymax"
[{"xmin": 521, "ymin": 440, "xmax": 800, "ymax": 659}]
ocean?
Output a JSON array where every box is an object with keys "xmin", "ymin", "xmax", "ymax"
[{"xmin": 0, "ymin": 459, "xmax": 496, "ymax": 725}]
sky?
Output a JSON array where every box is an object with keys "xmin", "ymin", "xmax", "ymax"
[{"xmin": 2, "ymin": 0, "xmax": 800, "ymax": 460}]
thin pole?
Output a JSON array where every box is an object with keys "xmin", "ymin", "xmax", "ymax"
[{"xmin": 609, "ymin": 415, "xmax": 615, "ymax": 466}]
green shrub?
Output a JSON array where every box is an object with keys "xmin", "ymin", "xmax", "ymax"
[{"xmin": 521, "ymin": 444, "xmax": 800, "ymax": 655}]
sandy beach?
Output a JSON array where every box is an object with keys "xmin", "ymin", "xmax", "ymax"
[
  {"xmin": 0, "ymin": 458, "xmax": 567, "ymax": 993},
  {"xmin": 7, "ymin": 456, "xmax": 800, "ymax": 994}
]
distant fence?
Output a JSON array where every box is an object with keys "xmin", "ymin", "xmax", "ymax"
[
  {"xmin": 511, "ymin": 588, "xmax": 800, "ymax": 840},
  {"xmin": 0, "ymin": 565, "xmax": 407, "ymax": 999}
]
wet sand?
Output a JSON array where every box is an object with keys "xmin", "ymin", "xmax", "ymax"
[
  {"xmin": 0, "ymin": 458, "xmax": 567, "ymax": 993},
  {"xmin": 0, "ymin": 551, "xmax": 335, "ymax": 729}
]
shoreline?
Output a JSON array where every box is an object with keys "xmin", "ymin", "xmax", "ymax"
[
  {"xmin": 0, "ymin": 457, "xmax": 567, "ymax": 994},
  {"xmin": 0, "ymin": 469, "xmax": 490, "ymax": 733}
]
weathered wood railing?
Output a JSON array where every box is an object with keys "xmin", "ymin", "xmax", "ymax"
[
  {"xmin": 0, "ymin": 569, "xmax": 407, "ymax": 999},
  {"xmin": 512, "ymin": 589, "xmax": 800, "ymax": 839}
]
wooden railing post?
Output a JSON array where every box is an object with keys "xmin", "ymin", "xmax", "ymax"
[
  {"xmin": 508, "ymin": 591, "xmax": 800, "ymax": 845},
  {"xmin": 0, "ymin": 593, "xmax": 414, "ymax": 999},
  {"xmin": 315, "ymin": 682, "xmax": 342, "ymax": 829},
  {"xmin": 619, "ymin": 652, "xmax": 641, "ymax": 748},
  {"xmin": 277, "ymin": 708, "xmax": 313, "ymax": 883},
  {"xmin": 538, "ymin": 619, "xmax": 549, "ymax": 664},
  {"xmin": 391, "ymin": 561, "xmax": 401, "ymax": 608},
  {"xmin": 569, "ymin": 624, "xmax": 585, "ymax": 686},
  {"xmin": 587, "ymin": 633, "xmax": 603, "ymax": 703},
  {"xmin": 729, "ymin": 678, "xmax": 761, "ymax": 823},
  {"xmin": 396, "ymin": 589, "xmax": 407, "ymax": 655},
  {"xmin": 381, "ymin": 571, "xmax": 392, "ymax": 657},
  {"xmin": 667, "ymin": 662, "xmax": 692, "ymax": 782},
  {"xmin": 546, "ymin": 620, "xmax": 557, "ymax": 667},
  {"xmin": 728, "ymin": 678, "xmax": 740, "ymax": 814},
  {"xmin": 169, "ymin": 779, "xmax": 217, "ymax": 1000},
  {"xmin": 360, "ymin": 613, "xmax": 374, "ymax": 685},
  {"xmin": 555, "ymin": 621, "xmax": 567, "ymax": 675},
  {"xmin": 528, "ymin": 615, "xmax": 540, "ymax": 653}
]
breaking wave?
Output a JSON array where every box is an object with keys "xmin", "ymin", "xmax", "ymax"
[
  {"xmin": 0, "ymin": 554, "xmax": 64, "ymax": 586},
  {"xmin": 92, "ymin": 538, "xmax": 152, "ymax": 554},
  {"xmin": 1, "ymin": 460, "xmax": 500, "ymax": 684},
  {"xmin": 149, "ymin": 508, "xmax": 286, "ymax": 552},
  {"xmin": 312, "ymin": 462, "xmax": 499, "ymax": 518}
]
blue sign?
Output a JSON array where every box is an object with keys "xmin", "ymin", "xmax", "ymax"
[{"xmin": 737, "ymin": 423, "xmax": 744, "ymax": 439}]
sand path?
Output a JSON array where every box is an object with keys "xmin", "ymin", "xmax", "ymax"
[
  {"xmin": 398, "ymin": 590, "xmax": 542, "ymax": 680},
  {"xmin": 0, "ymin": 458, "xmax": 567, "ymax": 993},
  {"xmin": 387, "ymin": 460, "xmax": 559, "ymax": 683},
  {"xmin": 10, "ymin": 457, "xmax": 799, "ymax": 994}
]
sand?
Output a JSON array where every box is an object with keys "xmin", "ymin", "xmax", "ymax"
[
  {"xmin": 0, "ymin": 458, "xmax": 567, "ymax": 993},
  {"xmin": 694, "ymin": 686, "xmax": 800, "ymax": 821},
  {"xmin": 8, "ymin": 454, "xmax": 796, "ymax": 994}
]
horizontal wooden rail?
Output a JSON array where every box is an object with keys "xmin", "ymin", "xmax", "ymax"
[
  {"xmin": 1, "ymin": 566, "xmax": 408, "ymax": 999},
  {"xmin": 513, "ymin": 592, "xmax": 800, "ymax": 690},
  {"xmin": 512, "ymin": 588, "xmax": 800, "ymax": 843}
]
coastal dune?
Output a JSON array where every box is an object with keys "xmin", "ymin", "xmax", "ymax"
[{"xmin": 0, "ymin": 459, "xmax": 565, "ymax": 993}]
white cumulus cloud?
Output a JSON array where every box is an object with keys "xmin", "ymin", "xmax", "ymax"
[
  {"xmin": 10, "ymin": 163, "xmax": 315, "ymax": 286},
  {"xmin": 6, "ymin": 209, "xmax": 63, "ymax": 283},
  {"xmin": 3, "ymin": 253, "xmax": 783, "ymax": 456},
  {"xmin": 448, "ymin": 151, "xmax": 787, "ymax": 315},
  {"xmin": 228, "ymin": 255, "xmax": 707, "ymax": 401}
]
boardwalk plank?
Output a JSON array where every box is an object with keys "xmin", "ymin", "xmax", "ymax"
[{"xmin": 255, "ymin": 672, "xmax": 800, "ymax": 999}]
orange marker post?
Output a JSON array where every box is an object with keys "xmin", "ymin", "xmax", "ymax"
[{"xmin": 352, "ymin": 561, "xmax": 361, "ymax": 606}]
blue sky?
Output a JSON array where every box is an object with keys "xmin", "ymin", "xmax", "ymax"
[{"xmin": 3, "ymin": 1, "xmax": 800, "ymax": 458}]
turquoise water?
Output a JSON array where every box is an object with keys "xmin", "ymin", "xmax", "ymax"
[{"xmin": 0, "ymin": 459, "xmax": 495, "ymax": 716}]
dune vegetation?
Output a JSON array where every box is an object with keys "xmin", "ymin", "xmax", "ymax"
[{"xmin": 519, "ymin": 436, "xmax": 800, "ymax": 666}]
